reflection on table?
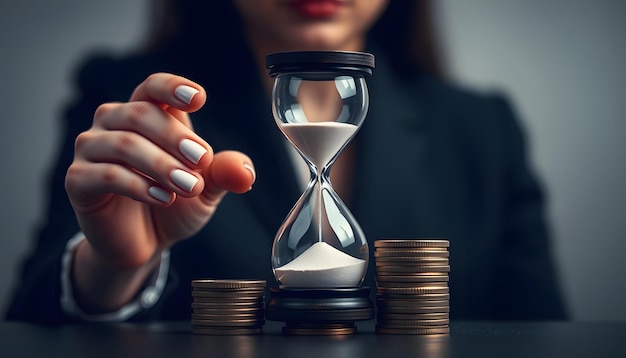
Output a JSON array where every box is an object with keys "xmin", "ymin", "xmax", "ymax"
[{"xmin": 0, "ymin": 320, "xmax": 624, "ymax": 358}]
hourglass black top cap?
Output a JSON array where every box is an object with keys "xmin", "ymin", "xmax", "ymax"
[{"xmin": 266, "ymin": 51, "xmax": 375, "ymax": 77}]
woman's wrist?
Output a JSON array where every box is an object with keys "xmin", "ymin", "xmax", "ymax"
[{"xmin": 71, "ymin": 238, "xmax": 162, "ymax": 314}]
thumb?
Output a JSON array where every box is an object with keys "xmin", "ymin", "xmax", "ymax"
[{"xmin": 202, "ymin": 150, "xmax": 256, "ymax": 205}]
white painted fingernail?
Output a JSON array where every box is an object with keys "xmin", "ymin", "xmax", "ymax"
[
  {"xmin": 174, "ymin": 85, "xmax": 199, "ymax": 104},
  {"xmin": 171, "ymin": 169, "xmax": 199, "ymax": 192},
  {"xmin": 149, "ymin": 186, "xmax": 172, "ymax": 203},
  {"xmin": 243, "ymin": 163, "xmax": 256, "ymax": 182},
  {"xmin": 179, "ymin": 139, "xmax": 207, "ymax": 164}
]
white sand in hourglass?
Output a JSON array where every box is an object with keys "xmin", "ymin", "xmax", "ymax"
[
  {"xmin": 275, "ymin": 241, "xmax": 366, "ymax": 287},
  {"xmin": 279, "ymin": 121, "xmax": 358, "ymax": 169}
]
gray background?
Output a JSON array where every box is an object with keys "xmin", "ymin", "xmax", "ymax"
[{"xmin": 1, "ymin": 1, "xmax": 624, "ymax": 321}]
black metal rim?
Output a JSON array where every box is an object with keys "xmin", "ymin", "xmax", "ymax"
[{"xmin": 266, "ymin": 51, "xmax": 375, "ymax": 76}]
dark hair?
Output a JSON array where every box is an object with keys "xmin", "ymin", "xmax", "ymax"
[
  {"xmin": 143, "ymin": 0, "xmax": 445, "ymax": 78},
  {"xmin": 369, "ymin": 0, "xmax": 445, "ymax": 78}
]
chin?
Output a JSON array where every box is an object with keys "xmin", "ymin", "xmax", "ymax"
[{"xmin": 284, "ymin": 25, "xmax": 356, "ymax": 51}]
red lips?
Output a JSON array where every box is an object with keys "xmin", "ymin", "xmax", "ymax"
[{"xmin": 289, "ymin": 0, "xmax": 344, "ymax": 18}]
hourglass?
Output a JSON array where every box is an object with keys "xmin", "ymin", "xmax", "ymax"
[{"xmin": 265, "ymin": 51, "xmax": 375, "ymax": 335}]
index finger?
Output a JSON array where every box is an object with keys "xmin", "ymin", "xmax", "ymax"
[{"xmin": 130, "ymin": 73, "xmax": 207, "ymax": 113}]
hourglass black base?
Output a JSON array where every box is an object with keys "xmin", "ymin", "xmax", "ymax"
[{"xmin": 265, "ymin": 287, "xmax": 374, "ymax": 335}]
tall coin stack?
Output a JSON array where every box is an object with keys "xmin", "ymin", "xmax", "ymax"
[
  {"xmin": 191, "ymin": 279, "xmax": 266, "ymax": 335},
  {"xmin": 374, "ymin": 239, "xmax": 450, "ymax": 335}
]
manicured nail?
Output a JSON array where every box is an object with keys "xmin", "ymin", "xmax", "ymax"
[
  {"xmin": 171, "ymin": 169, "xmax": 198, "ymax": 192},
  {"xmin": 149, "ymin": 186, "xmax": 172, "ymax": 203},
  {"xmin": 179, "ymin": 139, "xmax": 207, "ymax": 164},
  {"xmin": 243, "ymin": 163, "xmax": 256, "ymax": 182},
  {"xmin": 243, "ymin": 163, "xmax": 255, "ymax": 190},
  {"xmin": 174, "ymin": 85, "xmax": 199, "ymax": 104}
]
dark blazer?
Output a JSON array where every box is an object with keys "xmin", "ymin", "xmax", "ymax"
[{"xmin": 4, "ymin": 45, "xmax": 568, "ymax": 323}]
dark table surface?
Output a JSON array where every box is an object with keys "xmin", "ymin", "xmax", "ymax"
[{"xmin": 1, "ymin": 320, "xmax": 624, "ymax": 358}]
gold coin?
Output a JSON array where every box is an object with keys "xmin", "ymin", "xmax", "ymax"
[
  {"xmin": 378, "ymin": 305, "xmax": 450, "ymax": 314},
  {"xmin": 375, "ymin": 265, "xmax": 450, "ymax": 273},
  {"xmin": 191, "ymin": 313, "xmax": 263, "ymax": 321},
  {"xmin": 378, "ymin": 298, "xmax": 449, "ymax": 306},
  {"xmin": 375, "ymin": 257, "xmax": 449, "ymax": 265},
  {"xmin": 375, "ymin": 274, "xmax": 449, "ymax": 283},
  {"xmin": 192, "ymin": 296, "xmax": 264, "ymax": 304},
  {"xmin": 375, "ymin": 260, "xmax": 450, "ymax": 267},
  {"xmin": 377, "ymin": 286, "xmax": 449, "ymax": 295},
  {"xmin": 376, "ymin": 300, "xmax": 450, "ymax": 313},
  {"xmin": 377, "ymin": 299, "xmax": 450, "ymax": 307},
  {"xmin": 377, "ymin": 299, "xmax": 449, "ymax": 308},
  {"xmin": 192, "ymin": 307, "xmax": 263, "ymax": 315},
  {"xmin": 376, "ymin": 281, "xmax": 448, "ymax": 288},
  {"xmin": 377, "ymin": 312, "xmax": 449, "ymax": 320},
  {"xmin": 374, "ymin": 239, "xmax": 450, "ymax": 248},
  {"xmin": 375, "ymin": 325, "xmax": 450, "ymax": 335},
  {"xmin": 192, "ymin": 293, "xmax": 264, "ymax": 300},
  {"xmin": 376, "ymin": 293, "xmax": 450, "ymax": 301},
  {"xmin": 192, "ymin": 286, "xmax": 265, "ymax": 292},
  {"xmin": 377, "ymin": 318, "xmax": 450, "ymax": 327},
  {"xmin": 191, "ymin": 319, "xmax": 264, "ymax": 327},
  {"xmin": 374, "ymin": 249, "xmax": 449, "ymax": 257},
  {"xmin": 191, "ymin": 327, "xmax": 262, "ymax": 335},
  {"xmin": 192, "ymin": 287, "xmax": 265, "ymax": 293},
  {"xmin": 191, "ymin": 290, "xmax": 264, "ymax": 298},
  {"xmin": 191, "ymin": 279, "xmax": 266, "ymax": 290},
  {"xmin": 191, "ymin": 301, "xmax": 263, "ymax": 309}
]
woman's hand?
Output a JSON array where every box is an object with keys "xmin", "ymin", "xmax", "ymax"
[{"xmin": 65, "ymin": 73, "xmax": 256, "ymax": 270}]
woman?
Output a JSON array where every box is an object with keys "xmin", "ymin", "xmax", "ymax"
[{"xmin": 5, "ymin": 0, "xmax": 567, "ymax": 323}]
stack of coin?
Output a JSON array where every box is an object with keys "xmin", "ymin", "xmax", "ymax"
[
  {"xmin": 190, "ymin": 279, "xmax": 266, "ymax": 335},
  {"xmin": 374, "ymin": 239, "xmax": 450, "ymax": 335}
]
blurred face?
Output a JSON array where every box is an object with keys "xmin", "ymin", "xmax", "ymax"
[{"xmin": 233, "ymin": 0, "xmax": 389, "ymax": 53}]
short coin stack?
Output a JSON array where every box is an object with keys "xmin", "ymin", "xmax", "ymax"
[
  {"xmin": 191, "ymin": 279, "xmax": 266, "ymax": 335},
  {"xmin": 374, "ymin": 239, "xmax": 450, "ymax": 335}
]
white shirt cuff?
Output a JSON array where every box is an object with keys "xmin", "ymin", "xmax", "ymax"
[{"xmin": 60, "ymin": 232, "xmax": 170, "ymax": 322}]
